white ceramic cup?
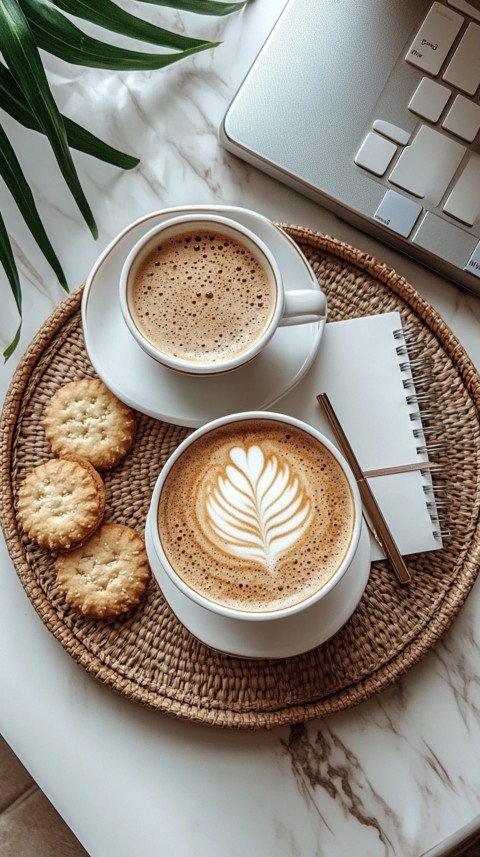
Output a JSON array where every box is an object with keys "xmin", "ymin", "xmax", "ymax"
[
  {"xmin": 119, "ymin": 213, "xmax": 327, "ymax": 375},
  {"xmin": 145, "ymin": 411, "xmax": 370, "ymax": 658}
]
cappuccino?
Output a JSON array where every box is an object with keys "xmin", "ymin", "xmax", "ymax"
[
  {"xmin": 158, "ymin": 419, "xmax": 356, "ymax": 613},
  {"xmin": 129, "ymin": 229, "xmax": 276, "ymax": 364}
]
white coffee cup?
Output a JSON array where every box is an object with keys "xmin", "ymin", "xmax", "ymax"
[
  {"xmin": 145, "ymin": 411, "xmax": 371, "ymax": 658},
  {"xmin": 119, "ymin": 213, "xmax": 327, "ymax": 376}
]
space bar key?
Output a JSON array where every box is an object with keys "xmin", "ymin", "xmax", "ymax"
[{"xmin": 389, "ymin": 125, "xmax": 466, "ymax": 203}]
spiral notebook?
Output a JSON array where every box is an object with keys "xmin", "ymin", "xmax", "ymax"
[{"xmin": 274, "ymin": 311, "xmax": 442, "ymax": 560}]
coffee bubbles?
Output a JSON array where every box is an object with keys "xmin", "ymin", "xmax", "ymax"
[
  {"xmin": 129, "ymin": 229, "xmax": 276, "ymax": 364},
  {"xmin": 158, "ymin": 419, "xmax": 356, "ymax": 613},
  {"xmin": 120, "ymin": 213, "xmax": 327, "ymax": 376}
]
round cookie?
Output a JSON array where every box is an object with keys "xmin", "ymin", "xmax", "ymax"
[
  {"xmin": 17, "ymin": 457, "xmax": 106, "ymax": 552},
  {"xmin": 54, "ymin": 523, "xmax": 150, "ymax": 618},
  {"xmin": 43, "ymin": 378, "xmax": 136, "ymax": 469}
]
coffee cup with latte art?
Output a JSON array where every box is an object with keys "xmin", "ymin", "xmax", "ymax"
[
  {"xmin": 146, "ymin": 412, "xmax": 370, "ymax": 658},
  {"xmin": 119, "ymin": 214, "xmax": 327, "ymax": 375}
]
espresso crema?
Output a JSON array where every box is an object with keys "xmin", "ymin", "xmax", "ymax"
[
  {"xmin": 158, "ymin": 420, "xmax": 356, "ymax": 613},
  {"xmin": 129, "ymin": 229, "xmax": 276, "ymax": 364}
]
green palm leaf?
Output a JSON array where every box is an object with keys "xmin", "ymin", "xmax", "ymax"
[
  {"xmin": 0, "ymin": 64, "xmax": 139, "ymax": 170},
  {"xmin": 136, "ymin": 0, "xmax": 247, "ymax": 15},
  {"xmin": 51, "ymin": 0, "xmax": 209, "ymax": 50},
  {"xmin": 19, "ymin": 0, "xmax": 218, "ymax": 70},
  {"xmin": 0, "ymin": 0, "xmax": 98, "ymax": 238},
  {"xmin": 0, "ymin": 213, "xmax": 22, "ymax": 361},
  {"xmin": 0, "ymin": 123, "xmax": 68, "ymax": 292}
]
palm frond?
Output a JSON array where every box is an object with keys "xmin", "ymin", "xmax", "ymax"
[
  {"xmin": 0, "ymin": 0, "xmax": 246, "ymax": 358},
  {"xmin": 0, "ymin": 212, "xmax": 22, "ymax": 361},
  {"xmin": 51, "ymin": 0, "xmax": 210, "ymax": 50},
  {"xmin": 0, "ymin": 123, "xmax": 69, "ymax": 292},
  {"xmin": 19, "ymin": 0, "xmax": 218, "ymax": 70},
  {"xmin": 136, "ymin": 0, "xmax": 247, "ymax": 15},
  {"xmin": 0, "ymin": 63, "xmax": 139, "ymax": 170},
  {"xmin": 0, "ymin": 0, "xmax": 98, "ymax": 237}
]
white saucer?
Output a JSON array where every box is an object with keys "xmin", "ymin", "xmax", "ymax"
[
  {"xmin": 145, "ymin": 512, "xmax": 371, "ymax": 660},
  {"xmin": 82, "ymin": 205, "xmax": 325, "ymax": 427}
]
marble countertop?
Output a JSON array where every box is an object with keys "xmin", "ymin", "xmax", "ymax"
[{"xmin": 1, "ymin": 3, "xmax": 480, "ymax": 855}]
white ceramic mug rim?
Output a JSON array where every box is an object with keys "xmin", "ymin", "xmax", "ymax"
[
  {"xmin": 119, "ymin": 214, "xmax": 284, "ymax": 374},
  {"xmin": 149, "ymin": 411, "xmax": 363, "ymax": 622}
]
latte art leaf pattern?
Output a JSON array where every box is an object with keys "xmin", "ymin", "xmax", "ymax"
[{"xmin": 205, "ymin": 445, "xmax": 313, "ymax": 571}]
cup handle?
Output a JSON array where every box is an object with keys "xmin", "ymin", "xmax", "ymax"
[{"xmin": 279, "ymin": 289, "xmax": 327, "ymax": 326}]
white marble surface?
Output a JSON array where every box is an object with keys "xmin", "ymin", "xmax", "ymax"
[{"xmin": 1, "ymin": 3, "xmax": 480, "ymax": 856}]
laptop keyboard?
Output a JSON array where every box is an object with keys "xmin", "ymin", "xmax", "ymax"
[{"xmin": 354, "ymin": 0, "xmax": 480, "ymax": 283}]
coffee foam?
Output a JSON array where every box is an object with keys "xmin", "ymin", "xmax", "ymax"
[
  {"xmin": 158, "ymin": 420, "xmax": 356, "ymax": 613},
  {"xmin": 129, "ymin": 229, "xmax": 275, "ymax": 363}
]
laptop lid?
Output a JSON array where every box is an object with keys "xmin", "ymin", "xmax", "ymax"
[{"xmin": 220, "ymin": 0, "xmax": 480, "ymax": 293}]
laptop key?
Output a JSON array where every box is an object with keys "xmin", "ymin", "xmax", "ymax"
[
  {"xmin": 443, "ymin": 153, "xmax": 480, "ymax": 225},
  {"xmin": 465, "ymin": 243, "xmax": 480, "ymax": 278},
  {"xmin": 408, "ymin": 77, "xmax": 451, "ymax": 123},
  {"xmin": 442, "ymin": 95, "xmax": 480, "ymax": 142},
  {"xmin": 412, "ymin": 212, "xmax": 478, "ymax": 267},
  {"xmin": 406, "ymin": 2, "xmax": 463, "ymax": 76},
  {"xmin": 442, "ymin": 23, "xmax": 480, "ymax": 95},
  {"xmin": 372, "ymin": 120, "xmax": 410, "ymax": 145},
  {"xmin": 374, "ymin": 190, "xmax": 422, "ymax": 237},
  {"xmin": 389, "ymin": 125, "xmax": 466, "ymax": 202},
  {"xmin": 448, "ymin": 0, "xmax": 480, "ymax": 24},
  {"xmin": 354, "ymin": 132, "xmax": 397, "ymax": 176}
]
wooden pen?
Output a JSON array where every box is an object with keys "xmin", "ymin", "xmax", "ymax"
[{"xmin": 317, "ymin": 393, "xmax": 411, "ymax": 585}]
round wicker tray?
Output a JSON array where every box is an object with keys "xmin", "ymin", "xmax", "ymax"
[{"xmin": 2, "ymin": 225, "xmax": 480, "ymax": 729}]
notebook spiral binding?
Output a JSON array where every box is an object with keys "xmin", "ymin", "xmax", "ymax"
[
  {"xmin": 394, "ymin": 326, "xmax": 449, "ymax": 541},
  {"xmin": 394, "ymin": 325, "xmax": 428, "ymax": 358}
]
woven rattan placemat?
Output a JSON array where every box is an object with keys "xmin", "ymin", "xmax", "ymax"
[{"xmin": 2, "ymin": 225, "xmax": 480, "ymax": 729}]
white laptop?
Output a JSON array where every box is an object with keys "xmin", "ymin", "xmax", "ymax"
[{"xmin": 220, "ymin": 0, "xmax": 480, "ymax": 293}]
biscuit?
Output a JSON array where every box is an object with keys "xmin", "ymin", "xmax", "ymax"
[
  {"xmin": 60, "ymin": 453, "xmax": 105, "ymax": 488},
  {"xmin": 17, "ymin": 457, "xmax": 106, "ymax": 552},
  {"xmin": 54, "ymin": 523, "xmax": 150, "ymax": 618},
  {"xmin": 43, "ymin": 378, "xmax": 136, "ymax": 470}
]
